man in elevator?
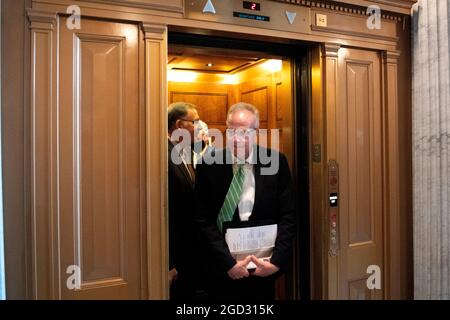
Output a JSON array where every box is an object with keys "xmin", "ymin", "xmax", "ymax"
[
  {"xmin": 168, "ymin": 101, "xmax": 206, "ymax": 300},
  {"xmin": 195, "ymin": 102, "xmax": 296, "ymax": 300}
]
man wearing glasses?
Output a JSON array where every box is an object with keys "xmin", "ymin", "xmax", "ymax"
[
  {"xmin": 195, "ymin": 102, "xmax": 296, "ymax": 300},
  {"xmin": 167, "ymin": 102, "xmax": 205, "ymax": 300}
]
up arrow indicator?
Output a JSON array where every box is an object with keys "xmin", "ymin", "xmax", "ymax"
[
  {"xmin": 286, "ymin": 11, "xmax": 297, "ymax": 25},
  {"xmin": 203, "ymin": 0, "xmax": 216, "ymax": 14}
]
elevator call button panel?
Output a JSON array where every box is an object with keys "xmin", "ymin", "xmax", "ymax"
[
  {"xmin": 186, "ymin": 0, "xmax": 311, "ymax": 34},
  {"xmin": 328, "ymin": 160, "xmax": 339, "ymax": 257}
]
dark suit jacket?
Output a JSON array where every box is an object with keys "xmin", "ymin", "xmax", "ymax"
[
  {"xmin": 168, "ymin": 140, "xmax": 197, "ymax": 276},
  {"xmin": 194, "ymin": 145, "xmax": 296, "ymax": 277}
]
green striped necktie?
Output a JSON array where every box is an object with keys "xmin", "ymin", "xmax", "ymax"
[{"xmin": 217, "ymin": 165, "xmax": 245, "ymax": 232}]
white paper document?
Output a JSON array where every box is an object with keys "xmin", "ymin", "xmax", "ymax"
[{"xmin": 225, "ymin": 224, "xmax": 277, "ymax": 269}]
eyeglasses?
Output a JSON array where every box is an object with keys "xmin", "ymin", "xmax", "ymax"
[
  {"xmin": 226, "ymin": 128, "xmax": 257, "ymax": 137},
  {"xmin": 178, "ymin": 118, "xmax": 200, "ymax": 125}
]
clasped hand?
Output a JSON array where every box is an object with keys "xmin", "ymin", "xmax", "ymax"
[{"xmin": 227, "ymin": 255, "xmax": 280, "ymax": 280}]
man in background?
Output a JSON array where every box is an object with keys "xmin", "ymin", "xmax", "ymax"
[{"xmin": 168, "ymin": 102, "xmax": 205, "ymax": 300}]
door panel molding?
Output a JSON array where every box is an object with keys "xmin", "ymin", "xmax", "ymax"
[
  {"xmin": 73, "ymin": 33, "xmax": 128, "ymax": 288},
  {"xmin": 382, "ymin": 50, "xmax": 401, "ymax": 299},
  {"xmin": 323, "ymin": 42, "xmax": 340, "ymax": 300},
  {"xmin": 58, "ymin": 17, "xmax": 144, "ymax": 300},
  {"xmin": 141, "ymin": 22, "xmax": 168, "ymax": 300},
  {"xmin": 27, "ymin": 11, "xmax": 146, "ymax": 299},
  {"xmin": 322, "ymin": 44, "xmax": 384, "ymax": 300},
  {"xmin": 337, "ymin": 48, "xmax": 383, "ymax": 300},
  {"xmin": 27, "ymin": 9, "xmax": 59, "ymax": 300}
]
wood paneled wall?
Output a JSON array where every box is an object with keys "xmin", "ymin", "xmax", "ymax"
[
  {"xmin": 169, "ymin": 82, "xmax": 230, "ymax": 134},
  {"xmin": 337, "ymin": 48, "xmax": 383, "ymax": 300},
  {"xmin": 168, "ymin": 61, "xmax": 292, "ymax": 155},
  {"xmin": 7, "ymin": 13, "xmax": 168, "ymax": 299},
  {"xmin": 1, "ymin": 0, "xmax": 414, "ymax": 300},
  {"xmin": 57, "ymin": 17, "xmax": 145, "ymax": 299}
]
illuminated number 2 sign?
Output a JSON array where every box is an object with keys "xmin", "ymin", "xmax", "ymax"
[{"xmin": 243, "ymin": 1, "xmax": 261, "ymax": 11}]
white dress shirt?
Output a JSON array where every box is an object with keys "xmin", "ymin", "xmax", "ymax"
[{"xmin": 232, "ymin": 150, "xmax": 255, "ymax": 221}]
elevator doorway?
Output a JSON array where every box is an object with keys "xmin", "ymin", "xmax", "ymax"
[{"xmin": 167, "ymin": 32, "xmax": 311, "ymax": 300}]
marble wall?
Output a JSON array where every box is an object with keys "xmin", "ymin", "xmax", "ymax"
[{"xmin": 412, "ymin": 0, "xmax": 450, "ymax": 300}]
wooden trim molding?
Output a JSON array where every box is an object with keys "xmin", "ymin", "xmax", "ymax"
[
  {"xmin": 269, "ymin": 0, "xmax": 413, "ymax": 20},
  {"xmin": 142, "ymin": 23, "xmax": 166, "ymax": 40},
  {"xmin": 381, "ymin": 50, "xmax": 401, "ymax": 299},
  {"xmin": 311, "ymin": 25, "xmax": 399, "ymax": 43},
  {"xmin": 82, "ymin": 0, "xmax": 183, "ymax": 13},
  {"xmin": 382, "ymin": 50, "xmax": 401, "ymax": 64},
  {"xmin": 322, "ymin": 42, "xmax": 340, "ymax": 299},
  {"xmin": 27, "ymin": 10, "xmax": 57, "ymax": 27},
  {"xmin": 141, "ymin": 22, "xmax": 169, "ymax": 300},
  {"xmin": 323, "ymin": 43, "xmax": 341, "ymax": 58},
  {"xmin": 370, "ymin": 0, "xmax": 416, "ymax": 9},
  {"xmin": 27, "ymin": 8, "xmax": 59, "ymax": 299}
]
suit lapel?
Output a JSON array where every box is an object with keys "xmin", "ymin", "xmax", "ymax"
[
  {"xmin": 179, "ymin": 162, "xmax": 195, "ymax": 188},
  {"xmin": 223, "ymin": 149, "xmax": 234, "ymax": 187},
  {"xmin": 169, "ymin": 140, "xmax": 195, "ymax": 188}
]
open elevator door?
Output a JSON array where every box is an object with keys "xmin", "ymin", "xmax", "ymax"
[{"xmin": 167, "ymin": 32, "xmax": 310, "ymax": 299}]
